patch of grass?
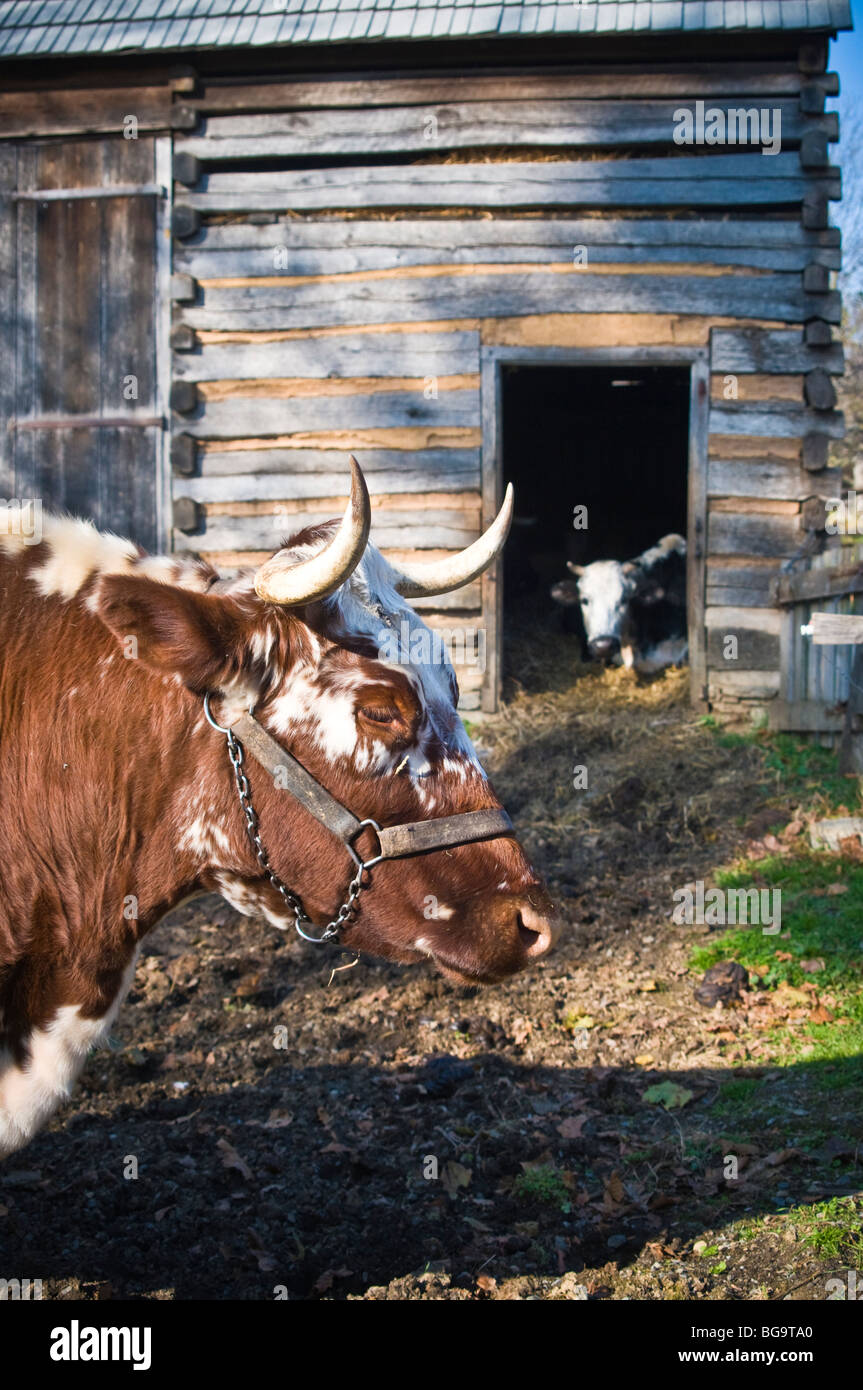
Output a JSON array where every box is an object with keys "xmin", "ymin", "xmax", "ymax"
[
  {"xmin": 690, "ymin": 851, "xmax": 863, "ymax": 1065},
  {"xmin": 513, "ymin": 1164, "xmax": 570, "ymax": 1211},
  {"xmin": 700, "ymin": 722, "xmax": 861, "ymax": 812},
  {"xmin": 761, "ymin": 734, "xmax": 862, "ymax": 812},
  {"xmin": 787, "ymin": 1197, "xmax": 863, "ymax": 1263}
]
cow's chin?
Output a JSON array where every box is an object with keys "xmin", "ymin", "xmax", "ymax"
[{"xmin": 338, "ymin": 925, "xmax": 512, "ymax": 987}]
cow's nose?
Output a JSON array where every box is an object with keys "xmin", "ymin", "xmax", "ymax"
[
  {"xmin": 589, "ymin": 635, "xmax": 620, "ymax": 661},
  {"xmin": 514, "ymin": 901, "xmax": 558, "ymax": 962}
]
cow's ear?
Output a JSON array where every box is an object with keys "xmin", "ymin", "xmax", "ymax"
[
  {"xmin": 567, "ymin": 561, "xmax": 584, "ymax": 577},
  {"xmin": 621, "ymin": 561, "xmax": 640, "ymax": 576},
  {"xmin": 96, "ymin": 574, "xmax": 257, "ymax": 696}
]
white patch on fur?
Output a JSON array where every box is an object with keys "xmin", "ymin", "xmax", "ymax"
[
  {"xmin": 575, "ymin": 560, "xmax": 632, "ymax": 645},
  {"xmin": 214, "ymin": 872, "xmax": 294, "ymax": 931},
  {"xmin": 27, "ymin": 515, "xmax": 139, "ymax": 601},
  {"xmin": 177, "ymin": 813, "xmax": 233, "ymax": 862},
  {"xmin": 0, "ymin": 951, "xmax": 139, "ymax": 1159},
  {"xmin": 634, "ymin": 637, "xmax": 688, "ymax": 674}
]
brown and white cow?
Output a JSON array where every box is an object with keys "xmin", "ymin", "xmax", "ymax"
[{"xmin": 0, "ymin": 462, "xmax": 556, "ymax": 1158}]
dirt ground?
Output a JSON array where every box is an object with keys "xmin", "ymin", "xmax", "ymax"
[{"xmin": 2, "ymin": 627, "xmax": 861, "ymax": 1301}]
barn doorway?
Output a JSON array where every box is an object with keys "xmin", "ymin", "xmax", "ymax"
[{"xmin": 497, "ymin": 361, "xmax": 693, "ymax": 695}]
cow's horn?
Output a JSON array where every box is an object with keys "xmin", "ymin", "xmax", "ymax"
[
  {"xmin": 391, "ymin": 484, "xmax": 514, "ymax": 598},
  {"xmin": 254, "ymin": 457, "xmax": 371, "ymax": 605}
]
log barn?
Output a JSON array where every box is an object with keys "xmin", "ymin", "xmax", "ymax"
[{"xmin": 0, "ymin": 0, "xmax": 852, "ymax": 718}]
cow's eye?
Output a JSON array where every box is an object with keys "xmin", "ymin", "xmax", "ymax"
[{"xmin": 359, "ymin": 705, "xmax": 400, "ymax": 725}]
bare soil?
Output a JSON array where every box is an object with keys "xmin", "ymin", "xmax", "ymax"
[{"xmin": 1, "ymin": 638, "xmax": 860, "ymax": 1301}]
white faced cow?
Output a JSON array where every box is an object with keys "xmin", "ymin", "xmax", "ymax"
[{"xmin": 565, "ymin": 534, "xmax": 688, "ymax": 673}]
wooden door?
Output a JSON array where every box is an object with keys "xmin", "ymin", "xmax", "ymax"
[{"xmin": 0, "ymin": 136, "xmax": 167, "ymax": 551}]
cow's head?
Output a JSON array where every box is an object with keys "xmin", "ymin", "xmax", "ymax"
[
  {"xmin": 97, "ymin": 461, "xmax": 556, "ymax": 985},
  {"xmin": 567, "ymin": 557, "xmax": 641, "ymax": 663}
]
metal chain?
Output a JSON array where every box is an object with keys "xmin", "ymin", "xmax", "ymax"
[{"xmin": 224, "ymin": 727, "xmax": 364, "ymax": 946}]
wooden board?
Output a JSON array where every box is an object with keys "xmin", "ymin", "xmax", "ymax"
[
  {"xmin": 708, "ymin": 457, "xmax": 840, "ymax": 500},
  {"xmin": 710, "ymin": 327, "xmax": 844, "ymax": 375},
  {"xmin": 179, "ymin": 270, "xmax": 837, "ymax": 332},
  {"xmin": 188, "ymin": 69, "xmax": 839, "ymax": 113},
  {"xmin": 181, "ymin": 389, "xmax": 480, "ymax": 439},
  {"xmin": 175, "ymin": 100, "xmax": 837, "ymax": 160},
  {"xmin": 193, "ymin": 445, "xmax": 480, "ymax": 482},
  {"xmin": 179, "ymin": 239, "xmax": 841, "ymax": 279},
  {"xmin": 708, "ymin": 402, "xmax": 844, "ymax": 438},
  {"xmin": 0, "ymin": 85, "xmax": 174, "ymax": 138},
  {"xmin": 184, "ymin": 153, "xmax": 839, "ymax": 214},
  {"xmin": 172, "ymin": 330, "xmax": 480, "ymax": 382},
  {"xmin": 8, "ymin": 137, "xmax": 161, "ymax": 550},
  {"xmin": 708, "ymin": 510, "xmax": 803, "ymax": 558},
  {"xmin": 175, "ymin": 511, "xmax": 481, "ymax": 553}
]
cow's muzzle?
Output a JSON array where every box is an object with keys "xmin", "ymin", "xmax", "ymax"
[{"xmin": 588, "ymin": 635, "xmax": 620, "ymax": 662}]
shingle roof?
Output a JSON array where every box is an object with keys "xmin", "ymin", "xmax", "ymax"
[{"xmin": 0, "ymin": 0, "xmax": 852, "ymax": 59}]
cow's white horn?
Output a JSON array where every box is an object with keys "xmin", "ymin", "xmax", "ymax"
[
  {"xmin": 254, "ymin": 456, "xmax": 371, "ymax": 605},
  {"xmin": 391, "ymin": 484, "xmax": 514, "ymax": 598}
]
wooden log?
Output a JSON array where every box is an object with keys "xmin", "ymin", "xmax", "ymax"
[
  {"xmin": 194, "ymin": 445, "xmax": 480, "ymax": 482},
  {"xmin": 172, "ymin": 205, "xmax": 201, "ymax": 240},
  {"xmin": 183, "ymin": 216, "xmax": 840, "ymax": 257},
  {"xmin": 183, "ymin": 154, "xmax": 839, "ymax": 214},
  {"xmin": 173, "ymin": 151, "xmax": 201, "ymax": 187},
  {"xmin": 177, "ymin": 467, "xmax": 481, "ymax": 504},
  {"xmin": 709, "ymin": 403, "xmax": 844, "ymax": 439},
  {"xmin": 0, "ymin": 85, "xmax": 174, "ymax": 138},
  {"xmin": 708, "ymin": 457, "xmax": 840, "ymax": 500},
  {"xmin": 710, "ymin": 327, "xmax": 843, "ymax": 375},
  {"xmin": 174, "ymin": 511, "xmax": 481, "ymax": 552},
  {"xmin": 800, "ymin": 131, "xmax": 830, "ymax": 169},
  {"xmin": 172, "ymin": 330, "xmax": 480, "ymax": 381},
  {"xmin": 170, "ymin": 324, "xmax": 197, "ymax": 353},
  {"xmin": 178, "ymin": 239, "xmax": 841, "ymax": 280},
  {"xmin": 773, "ymin": 563, "xmax": 863, "ymax": 606},
  {"xmin": 170, "ymin": 273, "xmax": 197, "ymax": 303},
  {"xmin": 170, "ymin": 380, "xmax": 198, "ymax": 415},
  {"xmin": 178, "ymin": 270, "xmax": 839, "ymax": 332},
  {"xmin": 804, "ymin": 368, "xmax": 838, "ymax": 410},
  {"xmin": 802, "ymin": 433, "xmax": 831, "ymax": 470},
  {"xmin": 708, "ymin": 511, "xmax": 803, "ymax": 558},
  {"xmin": 710, "ymin": 374, "xmax": 803, "ymax": 404},
  {"xmin": 181, "ymin": 389, "xmax": 480, "ymax": 439},
  {"xmin": 801, "ymin": 496, "xmax": 829, "ymax": 531},
  {"xmin": 707, "ymin": 559, "xmax": 780, "ymax": 607},
  {"xmin": 174, "ymin": 100, "xmax": 837, "ymax": 160},
  {"xmin": 173, "ymin": 497, "xmax": 203, "ymax": 534},
  {"xmin": 188, "ymin": 69, "xmax": 839, "ymax": 114},
  {"xmin": 804, "ymin": 319, "xmax": 835, "ymax": 346},
  {"xmin": 802, "ymin": 262, "xmax": 831, "ymax": 293},
  {"xmin": 170, "ymin": 433, "xmax": 197, "ymax": 476}
]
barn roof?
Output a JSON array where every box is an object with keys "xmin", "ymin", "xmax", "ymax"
[{"xmin": 0, "ymin": 0, "xmax": 853, "ymax": 60}]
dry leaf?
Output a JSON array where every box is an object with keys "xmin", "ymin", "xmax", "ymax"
[
  {"xmin": 557, "ymin": 1115, "xmax": 589, "ymax": 1140},
  {"xmin": 442, "ymin": 1160, "xmax": 472, "ymax": 1198},
  {"xmin": 216, "ymin": 1137, "xmax": 253, "ymax": 1181}
]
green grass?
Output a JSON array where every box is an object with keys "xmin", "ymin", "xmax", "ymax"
[
  {"xmin": 787, "ymin": 1197, "xmax": 863, "ymax": 1263},
  {"xmin": 513, "ymin": 1164, "xmax": 571, "ymax": 1211},
  {"xmin": 698, "ymin": 722, "xmax": 862, "ymax": 813},
  {"xmin": 690, "ymin": 851, "xmax": 863, "ymax": 1067}
]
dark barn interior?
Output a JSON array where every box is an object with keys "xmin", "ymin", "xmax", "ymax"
[{"xmin": 502, "ymin": 364, "xmax": 691, "ymax": 667}]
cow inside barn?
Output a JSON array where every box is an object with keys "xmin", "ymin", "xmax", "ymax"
[
  {"xmin": 566, "ymin": 534, "xmax": 688, "ymax": 673},
  {"xmin": 502, "ymin": 364, "xmax": 690, "ymax": 680},
  {"xmin": 0, "ymin": 461, "xmax": 556, "ymax": 1159}
]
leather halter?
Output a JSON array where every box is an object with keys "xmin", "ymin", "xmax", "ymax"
[{"xmin": 203, "ymin": 695, "xmax": 513, "ymax": 946}]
